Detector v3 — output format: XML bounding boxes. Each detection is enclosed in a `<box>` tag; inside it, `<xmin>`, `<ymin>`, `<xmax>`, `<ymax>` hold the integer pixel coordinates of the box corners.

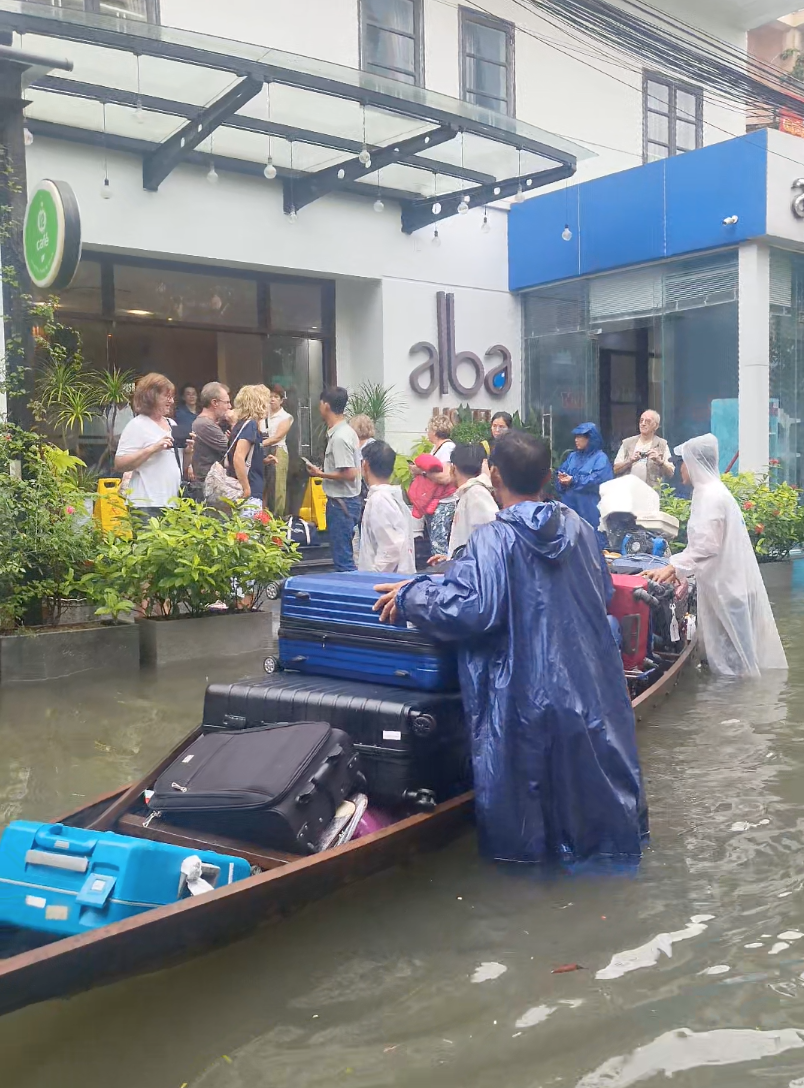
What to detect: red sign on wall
<box><xmin>780</xmin><ymin>109</ymin><xmax>804</xmax><ymax>139</ymax></box>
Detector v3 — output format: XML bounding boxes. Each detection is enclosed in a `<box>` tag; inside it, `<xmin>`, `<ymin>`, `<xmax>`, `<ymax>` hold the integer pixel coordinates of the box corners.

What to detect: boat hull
<box><xmin>0</xmin><ymin>639</ymin><xmax>698</xmax><ymax>1018</ymax></box>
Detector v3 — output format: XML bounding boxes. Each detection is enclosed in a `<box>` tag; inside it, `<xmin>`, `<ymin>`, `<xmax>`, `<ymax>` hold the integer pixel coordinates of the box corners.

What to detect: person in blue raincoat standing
<box><xmin>556</xmin><ymin>423</ymin><xmax>613</xmax><ymax>547</ymax></box>
<box><xmin>374</xmin><ymin>431</ymin><xmax>647</xmax><ymax>867</ymax></box>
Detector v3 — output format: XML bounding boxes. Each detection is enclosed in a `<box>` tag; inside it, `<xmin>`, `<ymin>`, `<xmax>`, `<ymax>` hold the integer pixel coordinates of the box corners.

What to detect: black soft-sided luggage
<box><xmin>202</xmin><ymin>674</ymin><xmax>471</xmax><ymax>809</ymax></box>
<box><xmin>151</xmin><ymin>721</ymin><xmax>360</xmax><ymax>855</ymax></box>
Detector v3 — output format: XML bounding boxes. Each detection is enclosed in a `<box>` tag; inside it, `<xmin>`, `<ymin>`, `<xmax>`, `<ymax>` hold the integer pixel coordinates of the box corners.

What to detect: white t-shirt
<box><xmin>265</xmin><ymin>408</ymin><xmax>293</xmax><ymax>453</ymax></box>
<box><xmin>117</xmin><ymin>415</ymin><xmax>181</xmax><ymax>508</ymax></box>
<box><xmin>432</xmin><ymin>440</ymin><xmax>456</xmax><ymax>465</ymax></box>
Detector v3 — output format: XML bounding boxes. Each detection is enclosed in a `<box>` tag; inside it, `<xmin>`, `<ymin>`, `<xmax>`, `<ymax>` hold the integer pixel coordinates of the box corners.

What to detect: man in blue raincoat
<box><xmin>556</xmin><ymin>422</ymin><xmax>613</xmax><ymax>548</ymax></box>
<box><xmin>374</xmin><ymin>432</ymin><xmax>646</xmax><ymax>866</ymax></box>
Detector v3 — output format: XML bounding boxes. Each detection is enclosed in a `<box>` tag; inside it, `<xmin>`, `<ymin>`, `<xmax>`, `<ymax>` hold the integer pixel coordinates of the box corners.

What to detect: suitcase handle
<box><xmin>34</xmin><ymin>825</ymin><xmax>96</xmax><ymax>856</ymax></box>
<box><xmin>294</xmin><ymin>591</ymin><xmax>311</xmax><ymax>602</ymax></box>
<box><xmin>394</xmin><ymin>670</ymin><xmax>411</xmax><ymax>679</ymax></box>
<box><xmin>290</xmin><ymin>656</ymin><xmax>308</xmax><ymax>665</ymax></box>
<box><xmin>297</xmin><ymin>745</ymin><xmax>345</xmax><ymax>803</ymax></box>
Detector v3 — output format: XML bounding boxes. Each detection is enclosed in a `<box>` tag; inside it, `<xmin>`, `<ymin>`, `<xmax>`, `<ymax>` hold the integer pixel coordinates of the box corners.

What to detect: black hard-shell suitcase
<box><xmin>202</xmin><ymin>674</ymin><xmax>471</xmax><ymax>809</ymax></box>
<box><xmin>151</xmin><ymin>721</ymin><xmax>360</xmax><ymax>855</ymax></box>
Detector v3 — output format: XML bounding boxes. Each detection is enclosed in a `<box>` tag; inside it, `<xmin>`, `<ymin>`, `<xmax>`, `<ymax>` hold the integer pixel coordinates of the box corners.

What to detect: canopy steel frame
<box><xmin>27</xmin><ymin>118</ymin><xmax>417</xmax><ymax>205</ymax></box>
<box><xmin>33</xmin><ymin>75</ymin><xmax>495</xmax><ymax>187</ymax></box>
<box><xmin>284</xmin><ymin>125</ymin><xmax>456</xmax><ymax>214</ymax></box>
<box><xmin>400</xmin><ymin>162</ymin><xmax>576</xmax><ymax>233</ymax></box>
<box><xmin>0</xmin><ymin>7</ymin><xmax>575</xmax><ymax>165</ymax></box>
<box><xmin>142</xmin><ymin>74</ymin><xmax>262</xmax><ymax>190</ymax></box>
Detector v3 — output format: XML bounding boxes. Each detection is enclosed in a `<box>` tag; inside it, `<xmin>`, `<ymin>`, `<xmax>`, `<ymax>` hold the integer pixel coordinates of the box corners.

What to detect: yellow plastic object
<box><xmin>95</xmin><ymin>478</ymin><xmax>129</xmax><ymax>535</ymax></box>
<box><xmin>300</xmin><ymin>477</ymin><xmax>327</xmax><ymax>531</ymax></box>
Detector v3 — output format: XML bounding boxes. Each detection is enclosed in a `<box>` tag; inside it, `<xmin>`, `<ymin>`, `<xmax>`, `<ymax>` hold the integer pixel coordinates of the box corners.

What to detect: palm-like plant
<box><xmin>347</xmin><ymin>382</ymin><xmax>405</xmax><ymax>439</ymax></box>
<box><xmin>36</xmin><ymin>361</ymin><xmax>98</xmax><ymax>452</ymax></box>
<box><xmin>91</xmin><ymin>367</ymin><xmax>136</xmax><ymax>471</ymax></box>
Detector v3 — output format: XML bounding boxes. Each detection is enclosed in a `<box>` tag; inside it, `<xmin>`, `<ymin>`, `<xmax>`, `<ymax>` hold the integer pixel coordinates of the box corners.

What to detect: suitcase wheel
<box><xmin>264</xmin><ymin>580</ymin><xmax>284</xmax><ymax>602</ymax></box>
<box><xmin>263</xmin><ymin>655</ymin><xmax>280</xmax><ymax>675</ymax></box>
<box><xmin>412</xmin><ymin>714</ymin><xmax>437</xmax><ymax>739</ymax></box>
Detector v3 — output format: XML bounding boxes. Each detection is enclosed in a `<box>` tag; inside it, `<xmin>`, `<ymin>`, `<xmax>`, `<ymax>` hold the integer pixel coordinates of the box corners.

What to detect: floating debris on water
<box><xmin>514</xmin><ymin>1005</ymin><xmax>557</xmax><ymax>1029</ymax></box>
<box><xmin>699</xmin><ymin>965</ymin><xmax>731</xmax><ymax>975</ymax></box>
<box><xmin>769</xmin><ymin>942</ymin><xmax>791</xmax><ymax>955</ymax></box>
<box><xmin>471</xmin><ymin>962</ymin><xmax>508</xmax><ymax>983</ymax></box>
<box><xmin>596</xmin><ymin>917</ymin><xmax>712</xmax><ymax>980</ymax></box>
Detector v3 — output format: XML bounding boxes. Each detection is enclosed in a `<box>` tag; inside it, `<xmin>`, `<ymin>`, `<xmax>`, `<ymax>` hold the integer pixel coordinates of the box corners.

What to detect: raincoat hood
<box><xmin>674</xmin><ymin>433</ymin><xmax>719</xmax><ymax>488</ymax></box>
<box><xmin>572</xmin><ymin>422</ymin><xmax>605</xmax><ymax>453</ymax></box>
<box><xmin>497</xmin><ymin>500</ymin><xmax>578</xmax><ymax>565</ymax></box>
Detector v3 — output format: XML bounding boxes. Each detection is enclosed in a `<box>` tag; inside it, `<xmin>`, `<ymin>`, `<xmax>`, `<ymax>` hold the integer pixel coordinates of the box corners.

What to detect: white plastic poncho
<box><xmin>357</xmin><ymin>484</ymin><xmax>416</xmax><ymax>574</ymax></box>
<box><xmin>670</xmin><ymin>434</ymin><xmax>787</xmax><ymax>678</ymax></box>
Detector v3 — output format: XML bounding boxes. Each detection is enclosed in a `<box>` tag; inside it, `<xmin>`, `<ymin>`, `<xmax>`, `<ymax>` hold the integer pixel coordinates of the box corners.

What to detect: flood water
<box><xmin>2</xmin><ymin>580</ymin><xmax>804</xmax><ymax>1087</ymax></box>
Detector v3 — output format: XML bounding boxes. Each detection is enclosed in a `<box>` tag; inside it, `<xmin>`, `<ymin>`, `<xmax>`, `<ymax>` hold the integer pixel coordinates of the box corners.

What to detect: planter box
<box><xmin>0</xmin><ymin>622</ymin><xmax>140</xmax><ymax>684</ymax></box>
<box><xmin>139</xmin><ymin>609</ymin><xmax>272</xmax><ymax>667</ymax></box>
<box><xmin>760</xmin><ymin>559</ymin><xmax>793</xmax><ymax>590</ymax></box>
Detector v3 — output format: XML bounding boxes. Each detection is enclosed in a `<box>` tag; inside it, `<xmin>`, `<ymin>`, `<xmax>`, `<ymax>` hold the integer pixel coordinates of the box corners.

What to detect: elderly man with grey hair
<box><xmin>613</xmin><ymin>409</ymin><xmax>674</xmax><ymax>489</ymax></box>
<box><xmin>191</xmin><ymin>381</ymin><xmax>232</xmax><ymax>486</ymax></box>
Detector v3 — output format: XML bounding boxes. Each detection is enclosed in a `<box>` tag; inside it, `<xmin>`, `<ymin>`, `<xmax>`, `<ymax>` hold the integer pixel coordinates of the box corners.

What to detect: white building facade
<box><xmin>0</xmin><ymin>0</ymin><xmax>797</xmax><ymax>486</ymax></box>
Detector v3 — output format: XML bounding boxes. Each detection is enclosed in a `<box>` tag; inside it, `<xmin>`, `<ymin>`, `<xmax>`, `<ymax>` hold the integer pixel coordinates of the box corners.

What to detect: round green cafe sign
<box><xmin>23</xmin><ymin>179</ymin><xmax>82</xmax><ymax>291</ymax></box>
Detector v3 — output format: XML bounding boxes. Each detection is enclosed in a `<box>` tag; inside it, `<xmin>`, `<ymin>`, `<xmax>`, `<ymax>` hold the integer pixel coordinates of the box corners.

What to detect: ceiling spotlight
<box><xmin>373</xmin><ymin>197</ymin><xmax>385</xmax><ymax>213</ymax></box>
<box><xmin>481</xmin><ymin>214</ymin><xmax>491</xmax><ymax>235</ymax></box>
<box><xmin>431</xmin><ymin>227</ymin><xmax>441</xmax><ymax>247</ymax></box>
<box><xmin>514</xmin><ymin>184</ymin><xmax>525</xmax><ymax>204</ymax></box>
<box><xmin>206</xmin><ymin>163</ymin><xmax>219</xmax><ymax>185</ymax></box>
<box><xmin>100</xmin><ymin>176</ymin><xmax>113</xmax><ymax>200</ymax></box>
<box><xmin>263</xmin><ymin>157</ymin><xmax>277</xmax><ymax>180</ymax></box>
<box><xmin>359</xmin><ymin>147</ymin><xmax>371</xmax><ymax>165</ymax></box>
<box><xmin>458</xmin><ymin>197</ymin><xmax>470</xmax><ymax>215</ymax></box>
<box><xmin>562</xmin><ymin>224</ymin><xmax>573</xmax><ymax>241</ymax></box>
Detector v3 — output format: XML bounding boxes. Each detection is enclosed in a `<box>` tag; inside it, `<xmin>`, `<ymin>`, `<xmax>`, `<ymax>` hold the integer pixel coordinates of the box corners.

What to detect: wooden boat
<box><xmin>0</xmin><ymin>639</ymin><xmax>698</xmax><ymax>1019</ymax></box>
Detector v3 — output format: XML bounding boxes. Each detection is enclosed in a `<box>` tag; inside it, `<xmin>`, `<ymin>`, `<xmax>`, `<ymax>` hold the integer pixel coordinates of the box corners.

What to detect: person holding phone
<box><xmin>115</xmin><ymin>373</ymin><xmax>192</xmax><ymax>518</ymax></box>
<box><xmin>306</xmin><ymin>387</ymin><xmax>362</xmax><ymax>571</ymax></box>
<box><xmin>613</xmin><ymin>410</ymin><xmax>674</xmax><ymax>490</ymax></box>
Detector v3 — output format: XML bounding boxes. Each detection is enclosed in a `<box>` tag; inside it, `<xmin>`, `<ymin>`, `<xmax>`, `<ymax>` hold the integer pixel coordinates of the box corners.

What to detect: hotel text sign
<box><xmin>409</xmin><ymin>291</ymin><xmax>512</xmax><ymax>399</ymax></box>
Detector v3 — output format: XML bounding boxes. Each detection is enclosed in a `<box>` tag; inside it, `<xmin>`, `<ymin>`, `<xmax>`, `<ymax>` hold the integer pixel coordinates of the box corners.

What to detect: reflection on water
<box><xmin>1</xmin><ymin>587</ymin><xmax>804</xmax><ymax>1087</ymax></box>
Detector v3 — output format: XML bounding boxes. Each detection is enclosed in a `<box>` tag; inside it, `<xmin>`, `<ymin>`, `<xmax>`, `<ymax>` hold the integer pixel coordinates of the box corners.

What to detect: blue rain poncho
<box><xmin>395</xmin><ymin>501</ymin><xmax>647</xmax><ymax>865</ymax></box>
<box><xmin>557</xmin><ymin>423</ymin><xmax>613</xmax><ymax>542</ymax></box>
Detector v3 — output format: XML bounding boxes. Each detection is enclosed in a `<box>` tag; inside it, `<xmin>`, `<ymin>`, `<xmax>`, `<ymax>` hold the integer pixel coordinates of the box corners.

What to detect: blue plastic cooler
<box><xmin>0</xmin><ymin>822</ymin><xmax>251</xmax><ymax>937</ymax></box>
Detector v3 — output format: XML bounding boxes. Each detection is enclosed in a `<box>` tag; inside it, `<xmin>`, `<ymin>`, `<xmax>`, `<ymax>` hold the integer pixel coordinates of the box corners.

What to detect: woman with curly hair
<box><xmin>228</xmin><ymin>384</ymin><xmax>275</xmax><ymax>516</ymax></box>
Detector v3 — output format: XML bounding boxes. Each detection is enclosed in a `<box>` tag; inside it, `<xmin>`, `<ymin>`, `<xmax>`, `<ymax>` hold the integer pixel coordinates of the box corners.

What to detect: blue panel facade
<box><xmin>509</xmin><ymin>132</ymin><xmax>770</xmax><ymax>291</ymax></box>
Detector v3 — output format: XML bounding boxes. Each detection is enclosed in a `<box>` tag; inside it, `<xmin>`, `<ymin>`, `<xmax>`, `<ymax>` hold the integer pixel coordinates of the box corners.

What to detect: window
<box><xmin>643</xmin><ymin>73</ymin><xmax>703</xmax><ymax>162</ymax></box>
<box><xmin>360</xmin><ymin>0</ymin><xmax>422</xmax><ymax>86</ymax></box>
<box><xmin>30</xmin><ymin>0</ymin><xmax>160</xmax><ymax>23</ymax></box>
<box><xmin>460</xmin><ymin>9</ymin><xmax>514</xmax><ymax>116</ymax></box>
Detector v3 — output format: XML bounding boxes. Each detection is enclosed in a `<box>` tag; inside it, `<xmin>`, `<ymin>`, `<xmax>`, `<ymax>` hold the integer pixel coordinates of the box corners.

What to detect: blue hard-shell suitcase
<box><xmin>0</xmin><ymin>822</ymin><xmax>251</xmax><ymax>938</ymax></box>
<box><xmin>277</xmin><ymin>572</ymin><xmax>458</xmax><ymax>692</ymax></box>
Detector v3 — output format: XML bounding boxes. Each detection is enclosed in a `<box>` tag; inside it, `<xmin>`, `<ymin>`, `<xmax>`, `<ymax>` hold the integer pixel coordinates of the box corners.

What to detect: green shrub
<box><xmin>660</xmin><ymin>473</ymin><xmax>804</xmax><ymax>561</ymax></box>
<box><xmin>79</xmin><ymin>500</ymin><xmax>298</xmax><ymax>620</ymax></box>
<box><xmin>392</xmin><ymin>435</ymin><xmax>433</xmax><ymax>491</ymax></box>
<box><xmin>0</xmin><ymin>425</ymin><xmax>99</xmax><ymax>629</ymax></box>
<box><xmin>450</xmin><ymin>419</ymin><xmax>492</xmax><ymax>446</ymax></box>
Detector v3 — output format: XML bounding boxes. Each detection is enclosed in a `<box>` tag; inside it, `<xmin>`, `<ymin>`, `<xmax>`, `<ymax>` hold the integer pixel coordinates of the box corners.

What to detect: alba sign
<box><xmin>409</xmin><ymin>291</ymin><xmax>512</xmax><ymax>399</ymax></box>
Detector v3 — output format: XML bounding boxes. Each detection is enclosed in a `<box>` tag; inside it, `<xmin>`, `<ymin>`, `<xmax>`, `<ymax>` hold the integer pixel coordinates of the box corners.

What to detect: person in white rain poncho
<box><xmin>650</xmin><ymin>434</ymin><xmax>787</xmax><ymax>678</ymax></box>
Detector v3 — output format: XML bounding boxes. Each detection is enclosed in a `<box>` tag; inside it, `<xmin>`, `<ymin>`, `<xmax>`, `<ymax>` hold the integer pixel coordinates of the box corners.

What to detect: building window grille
<box><xmin>643</xmin><ymin>72</ymin><xmax>703</xmax><ymax>162</ymax></box>
<box><xmin>30</xmin><ymin>0</ymin><xmax>161</xmax><ymax>24</ymax></box>
<box><xmin>460</xmin><ymin>8</ymin><xmax>515</xmax><ymax>116</ymax></box>
<box><xmin>360</xmin><ymin>0</ymin><xmax>423</xmax><ymax>86</ymax></box>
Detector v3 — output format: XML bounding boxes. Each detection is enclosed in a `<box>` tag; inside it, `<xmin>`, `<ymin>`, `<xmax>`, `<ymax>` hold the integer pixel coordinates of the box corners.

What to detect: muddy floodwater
<box><xmin>2</xmin><ymin>578</ymin><xmax>804</xmax><ymax>1087</ymax></box>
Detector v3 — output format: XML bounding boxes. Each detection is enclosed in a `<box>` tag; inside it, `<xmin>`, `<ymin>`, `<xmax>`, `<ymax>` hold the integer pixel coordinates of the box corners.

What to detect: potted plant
<box><xmin>79</xmin><ymin>499</ymin><xmax>299</xmax><ymax>667</ymax></box>
<box><xmin>347</xmin><ymin>381</ymin><xmax>404</xmax><ymax>440</ymax></box>
<box><xmin>0</xmin><ymin>425</ymin><xmax>140</xmax><ymax>682</ymax></box>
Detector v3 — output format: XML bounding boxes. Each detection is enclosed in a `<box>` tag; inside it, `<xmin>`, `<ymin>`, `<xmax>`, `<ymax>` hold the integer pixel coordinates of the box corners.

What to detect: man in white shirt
<box><xmin>429</xmin><ymin>443</ymin><xmax>499</xmax><ymax>563</ymax></box>
<box><xmin>358</xmin><ymin>440</ymin><xmax>415</xmax><ymax>574</ymax></box>
<box><xmin>613</xmin><ymin>410</ymin><xmax>674</xmax><ymax>490</ymax></box>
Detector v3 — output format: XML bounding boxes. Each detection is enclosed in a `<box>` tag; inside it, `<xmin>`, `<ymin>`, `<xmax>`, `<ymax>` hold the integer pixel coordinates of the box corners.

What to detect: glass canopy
<box><xmin>0</xmin><ymin>0</ymin><xmax>593</xmax><ymax>230</ymax></box>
